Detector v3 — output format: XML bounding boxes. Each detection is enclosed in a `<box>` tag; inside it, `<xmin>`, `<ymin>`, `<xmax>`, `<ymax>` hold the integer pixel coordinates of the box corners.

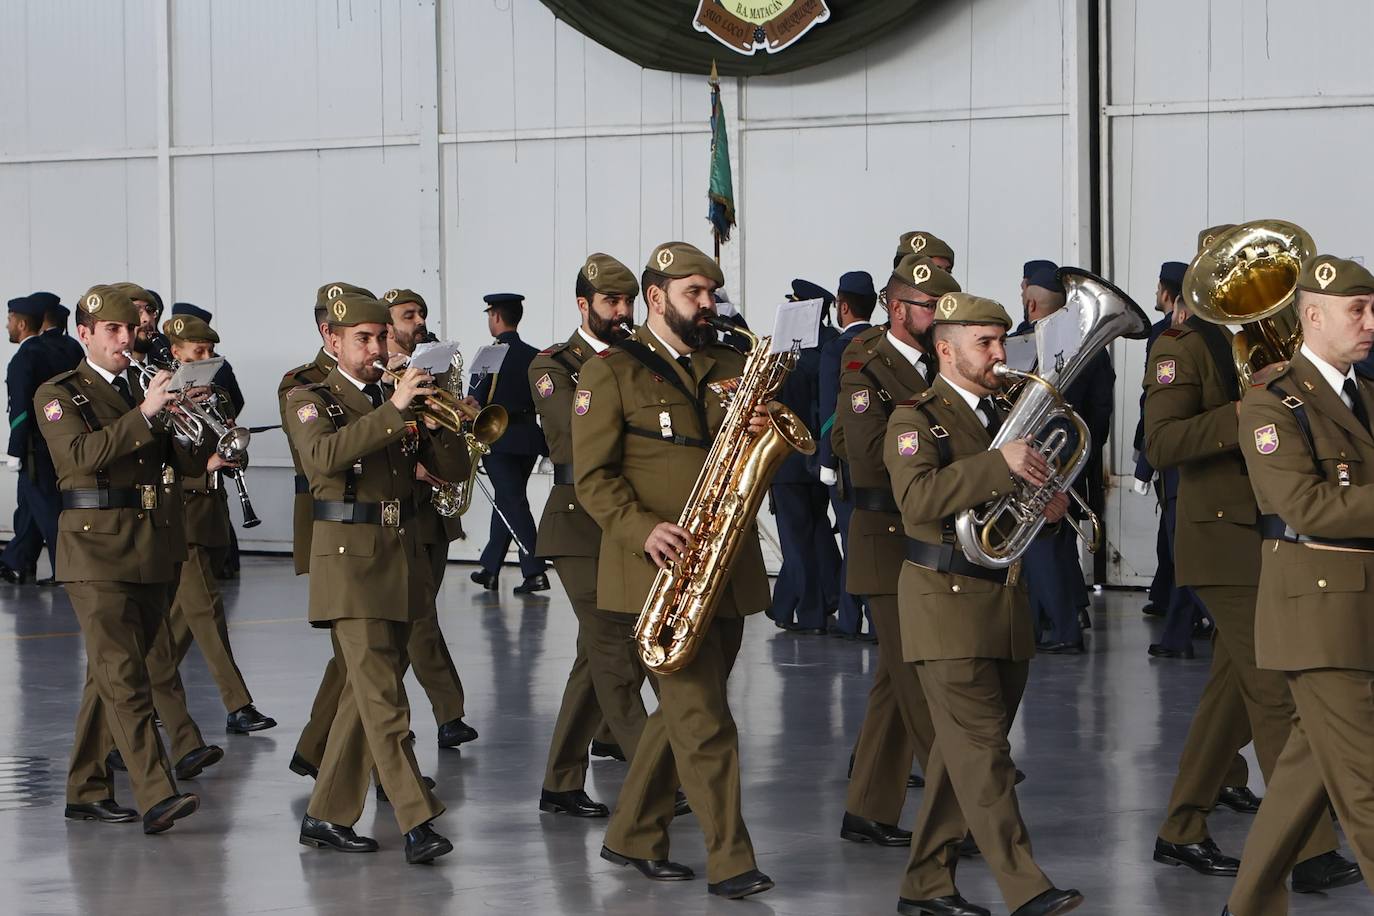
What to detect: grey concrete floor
<box><xmin>1</xmin><ymin>556</ymin><xmax>1369</xmax><ymax>915</ymax></box>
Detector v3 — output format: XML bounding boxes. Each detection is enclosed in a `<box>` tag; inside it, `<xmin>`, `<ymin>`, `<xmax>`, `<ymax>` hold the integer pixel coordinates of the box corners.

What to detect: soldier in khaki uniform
<box><xmin>885</xmin><ymin>292</ymin><xmax>1080</xmax><ymax>916</ymax></box>
<box><xmin>1143</xmin><ymin>243</ymin><xmax>1356</xmax><ymax>888</ymax></box>
<box><xmin>578</xmin><ymin>241</ymin><xmax>773</xmax><ymax>899</ymax></box>
<box><xmin>40</xmin><ymin>285</ymin><xmax>209</xmax><ymax>834</ymax></box>
<box><xmin>286</xmin><ymin>292</ymin><xmax>469</xmax><ymax>863</ymax></box>
<box><xmin>1224</xmin><ymin>256</ymin><xmax>1374</xmax><ymax>915</ymax></box>
<box><xmin>143</xmin><ymin>311</ymin><xmax>275</xmax><ymax>737</ymax></box>
<box><xmin>893</xmin><ymin>230</ymin><xmax>955</xmax><ymax>271</ymax></box>
<box><xmin>838</xmin><ymin>256</ymin><xmax>961</xmax><ymax>847</ymax></box>
<box><xmin>534</xmin><ymin>254</ymin><xmax>651</xmax><ymax>818</ymax></box>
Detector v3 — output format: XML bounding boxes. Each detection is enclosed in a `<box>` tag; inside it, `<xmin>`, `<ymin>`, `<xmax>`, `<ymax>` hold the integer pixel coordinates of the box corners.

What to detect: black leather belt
<box><xmin>1259</xmin><ymin>514</ymin><xmax>1374</xmax><ymax>551</ymax></box>
<box><xmin>904</xmin><ymin>538</ymin><xmax>1009</xmax><ymax>585</ymax></box>
<box><xmin>852</xmin><ymin>486</ymin><xmax>898</xmax><ymax>513</ymax></box>
<box><xmin>553</xmin><ymin>463</ymin><xmax>575</xmax><ymax>486</ymax></box>
<box><xmin>61</xmin><ymin>487</ymin><xmax>159</xmax><ymax>510</ymax></box>
<box><xmin>294</xmin><ymin>474</ymin><xmax>309</xmax><ymax>494</ymax></box>
<box><xmin>313</xmin><ymin>498</ymin><xmax>415</xmax><ymax>527</ymax></box>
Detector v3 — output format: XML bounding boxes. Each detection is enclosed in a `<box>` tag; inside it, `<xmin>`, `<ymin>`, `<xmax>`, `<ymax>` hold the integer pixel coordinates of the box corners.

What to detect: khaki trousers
<box><xmin>902</xmin><ymin>658</ymin><xmax>1050</xmax><ymax>911</ymax></box>
<box><xmin>1229</xmin><ymin>668</ymin><xmax>1374</xmax><ymax>916</ymax></box>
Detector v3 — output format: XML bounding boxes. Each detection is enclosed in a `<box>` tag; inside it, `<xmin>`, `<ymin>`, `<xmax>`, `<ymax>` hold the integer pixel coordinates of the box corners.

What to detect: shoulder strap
<box><xmin>614</xmin><ymin>337</ymin><xmax>709</xmax><ymax>435</ymax></box>
<box><xmin>914</xmin><ymin>402</ymin><xmax>956</xmax><ymax>543</ymax></box>
<box><xmin>1268</xmin><ymin>381</ymin><xmax>1320</xmax><ymax>475</ymax></box>
<box><xmin>1185</xmin><ymin>315</ymin><xmax>1240</xmax><ymax>400</ymax></box>
<box><xmin>58</xmin><ymin>378</ymin><xmax>110</xmax><ymax>491</ymax></box>
<box><xmin>548</xmin><ymin>348</ymin><xmax>580</xmax><ymax>383</ymax></box>
<box><xmin>857</xmin><ymin>364</ymin><xmax>896</xmax><ymax>416</ymax></box>
<box><xmin>312</xmin><ymin>386</ymin><xmax>358</xmax><ymax>503</ymax></box>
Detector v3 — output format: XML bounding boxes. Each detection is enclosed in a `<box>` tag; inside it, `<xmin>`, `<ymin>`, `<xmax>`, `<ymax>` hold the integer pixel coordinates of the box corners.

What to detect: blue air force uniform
<box><xmin>2</xmin><ymin>297</ymin><xmax>61</xmax><ymax>579</ymax></box>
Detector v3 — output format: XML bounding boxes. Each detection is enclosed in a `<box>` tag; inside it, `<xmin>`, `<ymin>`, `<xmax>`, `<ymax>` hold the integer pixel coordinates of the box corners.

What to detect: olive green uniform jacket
<box><xmin>279</xmin><ymin>348</ymin><xmax>337</xmax><ymax>574</ymax></box>
<box><xmin>530</xmin><ymin>332</ymin><xmax>601</xmax><ymax>560</ymax></box>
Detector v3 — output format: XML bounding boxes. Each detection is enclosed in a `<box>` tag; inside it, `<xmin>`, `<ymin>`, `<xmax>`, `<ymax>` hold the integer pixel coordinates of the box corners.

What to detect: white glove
<box><xmin>1131</xmin><ymin>478</ymin><xmax>1151</xmax><ymax>496</ymax></box>
<box><xmin>3</xmin><ymin>456</ymin><xmax>19</xmax><ymax>472</ymax></box>
<box><xmin>819</xmin><ymin>466</ymin><xmax>838</xmax><ymax>486</ymax></box>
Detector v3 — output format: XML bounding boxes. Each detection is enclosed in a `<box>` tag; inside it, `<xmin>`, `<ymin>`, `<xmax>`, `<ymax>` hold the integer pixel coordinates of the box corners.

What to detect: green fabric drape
<box><xmin>536</xmin><ymin>1</ymin><xmax>927</xmax><ymax>77</ymax></box>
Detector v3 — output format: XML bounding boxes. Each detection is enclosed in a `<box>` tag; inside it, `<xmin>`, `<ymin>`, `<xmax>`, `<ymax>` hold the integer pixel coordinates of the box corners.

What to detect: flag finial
<box><xmin>710</xmin><ymin>59</ymin><xmax>719</xmax><ymax>85</ymax></box>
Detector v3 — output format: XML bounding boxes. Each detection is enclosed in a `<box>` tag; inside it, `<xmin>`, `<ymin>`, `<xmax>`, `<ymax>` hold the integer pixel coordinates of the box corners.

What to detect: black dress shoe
<box><xmin>299</xmin><ymin>815</ymin><xmax>378</xmax><ymax>853</ymax></box>
<box><xmin>674</xmin><ymin>789</ymin><xmax>692</xmax><ymax>817</ymax></box>
<box><xmin>539</xmin><ymin>788</ymin><xmax>609</xmax><ymax>817</ymax></box>
<box><xmin>64</xmin><ymin>799</ymin><xmax>138</xmax><ymax>823</ymax></box>
<box><xmin>897</xmin><ymin>895</ymin><xmax>991</xmax><ymax>916</ymax></box>
<box><xmin>1037</xmin><ymin>640</ymin><xmax>1085</xmax><ymax>655</ymax></box>
<box><xmin>908</xmin><ymin>772</ymin><xmax>925</xmax><ymax>788</ymax></box>
<box><xmin>1149</xmin><ymin>643</ymin><xmax>1196</xmax><ymax>660</ymax></box>
<box><xmin>1214</xmin><ymin>785</ymin><xmax>1261</xmax><ymax>813</ymax></box>
<box><xmin>1291</xmin><ymin>850</ymin><xmax>1362</xmax><ymax>894</ymax></box>
<box><xmin>35</xmin><ymin>576</ymin><xmax>58</xmax><ymax>587</ymax></box>
<box><xmin>106</xmin><ymin>749</ymin><xmax>126</xmax><ymax>772</ymax></box>
<box><xmin>404</xmin><ymin>822</ymin><xmax>453</xmax><ymax>864</ymax></box>
<box><xmin>469</xmin><ymin>568</ymin><xmax>499</xmax><ymax>590</ymax></box>
<box><xmin>1142</xmin><ymin>602</ymin><xmax>1165</xmax><ymax>617</ymax></box>
<box><xmin>958</xmin><ymin>833</ymin><xmax>980</xmax><ymax>857</ymax></box>
<box><xmin>790</xmin><ymin>626</ymin><xmax>828</xmax><ymax>635</ymax></box>
<box><xmin>173</xmin><ymin>745</ymin><xmax>224</xmax><ymax>780</ymax></box>
<box><xmin>1193</xmin><ymin>618</ymin><xmax>1216</xmax><ymax>639</ymax></box>
<box><xmin>289</xmin><ymin>752</ymin><xmax>319</xmax><ymax>779</ymax></box>
<box><xmin>600</xmin><ymin>845</ymin><xmax>694</xmax><ymax>880</ymax></box>
<box><xmin>376</xmin><ymin>776</ymin><xmax>435</xmax><ymax>802</ymax></box>
<box><xmin>143</xmin><ymin>793</ymin><xmax>199</xmax><ymax>834</ymax></box>
<box><xmin>513</xmin><ymin>572</ymin><xmax>550</xmax><ymax>594</ymax></box>
<box><xmin>437</xmin><ymin>717</ymin><xmax>479</xmax><ymax>748</ymax></box>
<box><xmin>708</xmin><ymin>869</ymin><xmax>774</xmax><ymax>899</ymax></box>
<box><xmin>840</xmin><ymin>811</ymin><xmax>912</xmax><ymax>846</ymax></box>
<box><xmin>589</xmin><ymin>739</ymin><xmax>625</xmax><ymax>761</ymax></box>
<box><xmin>0</xmin><ymin>563</ymin><xmax>26</xmax><ymax>585</ymax></box>
<box><xmin>226</xmin><ymin>704</ymin><xmax>277</xmax><ymax>734</ymax></box>
<box><xmin>1010</xmin><ymin>888</ymin><xmax>1084</xmax><ymax>916</ymax></box>
<box><xmin>1153</xmin><ymin>836</ymin><xmax>1239</xmax><ymax>876</ymax></box>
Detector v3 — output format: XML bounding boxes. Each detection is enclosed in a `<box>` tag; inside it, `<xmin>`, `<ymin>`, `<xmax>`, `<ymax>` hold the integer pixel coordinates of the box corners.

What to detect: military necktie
<box><xmin>978</xmin><ymin>397</ymin><xmax>1002</xmax><ymax>437</ymax></box>
<box><xmin>677</xmin><ymin>354</ymin><xmax>693</xmax><ymax>376</ymax></box>
<box><xmin>111</xmin><ymin>375</ymin><xmax>137</xmax><ymax>410</ymax></box>
<box><xmin>362</xmin><ymin>383</ymin><xmax>384</xmax><ymax>409</ymax></box>
<box><xmin>1343</xmin><ymin>378</ymin><xmax>1370</xmax><ymax>433</ymax></box>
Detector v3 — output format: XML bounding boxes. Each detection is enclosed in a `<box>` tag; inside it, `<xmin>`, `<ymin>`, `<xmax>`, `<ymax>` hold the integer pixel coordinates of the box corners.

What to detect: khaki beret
<box><xmin>1197</xmin><ymin>223</ymin><xmax>1236</xmax><ymax>254</ymax></box>
<box><xmin>162</xmin><ymin>314</ymin><xmax>219</xmax><ymax>344</ymax></box>
<box><xmin>581</xmin><ymin>253</ymin><xmax>639</xmax><ymax>297</ymax></box>
<box><xmin>109</xmin><ymin>281</ymin><xmax>154</xmax><ymax>306</ymax></box>
<box><xmin>645</xmin><ymin>242</ymin><xmax>724</xmax><ymax>286</ymax></box>
<box><xmin>1297</xmin><ymin>255</ymin><xmax>1374</xmax><ymax>296</ymax></box>
<box><xmin>324</xmin><ymin>292</ymin><xmax>393</xmax><ymax>327</ymax></box>
<box><xmin>892</xmin><ymin>255</ymin><xmax>962</xmax><ymax>299</ymax></box>
<box><xmin>315</xmin><ymin>281</ymin><xmax>375</xmax><ymax>312</ymax></box>
<box><xmin>77</xmin><ymin>284</ymin><xmax>140</xmax><ymax>325</ymax></box>
<box><xmin>896</xmin><ymin>231</ymin><xmax>955</xmax><ymax>267</ymax></box>
<box><xmin>382</xmin><ymin>288</ymin><xmax>426</xmax><ymax>312</ymax></box>
<box><xmin>931</xmin><ymin>291</ymin><xmax>1012</xmax><ymax>329</ymax></box>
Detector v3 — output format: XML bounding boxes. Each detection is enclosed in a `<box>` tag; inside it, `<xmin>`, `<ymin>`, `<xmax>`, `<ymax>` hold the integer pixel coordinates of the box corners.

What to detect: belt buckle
<box><xmin>140</xmin><ymin>485</ymin><xmax>158</xmax><ymax>510</ymax></box>
<box><xmin>1005</xmin><ymin>558</ymin><xmax>1022</xmax><ymax>588</ymax></box>
<box><xmin>380</xmin><ymin>499</ymin><xmax>401</xmax><ymax>527</ymax></box>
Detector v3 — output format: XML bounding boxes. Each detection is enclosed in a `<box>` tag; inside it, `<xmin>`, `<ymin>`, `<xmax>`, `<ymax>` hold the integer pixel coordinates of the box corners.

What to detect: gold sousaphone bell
<box><xmin>1182</xmin><ymin>219</ymin><xmax>1316</xmax><ymax>387</ymax></box>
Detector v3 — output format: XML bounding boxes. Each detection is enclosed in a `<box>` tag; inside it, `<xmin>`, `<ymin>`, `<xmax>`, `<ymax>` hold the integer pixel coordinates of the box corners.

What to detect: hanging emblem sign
<box><xmin>693</xmin><ymin>0</ymin><xmax>831</xmax><ymax>56</ymax></box>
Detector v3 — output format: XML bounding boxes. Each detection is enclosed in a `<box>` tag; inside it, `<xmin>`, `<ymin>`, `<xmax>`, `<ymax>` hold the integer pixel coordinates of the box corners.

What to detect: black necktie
<box><xmin>111</xmin><ymin>376</ymin><xmax>136</xmax><ymax>409</ymax></box>
<box><xmin>978</xmin><ymin>397</ymin><xmax>1002</xmax><ymax>437</ymax></box>
<box><xmin>1344</xmin><ymin>378</ymin><xmax>1370</xmax><ymax>432</ymax></box>
<box><xmin>362</xmin><ymin>383</ymin><xmax>383</xmax><ymax>409</ymax></box>
<box><xmin>677</xmin><ymin>355</ymin><xmax>693</xmax><ymax>377</ymax></box>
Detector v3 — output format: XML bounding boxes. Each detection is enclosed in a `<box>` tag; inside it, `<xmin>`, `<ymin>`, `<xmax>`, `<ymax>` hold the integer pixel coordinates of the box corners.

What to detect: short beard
<box><xmin>953</xmin><ymin>349</ymin><xmax>999</xmax><ymax>393</ymax></box>
<box><xmin>665</xmin><ymin>298</ymin><xmax>716</xmax><ymax>350</ymax></box>
<box><xmin>588</xmin><ymin>309</ymin><xmax>631</xmax><ymax>343</ymax></box>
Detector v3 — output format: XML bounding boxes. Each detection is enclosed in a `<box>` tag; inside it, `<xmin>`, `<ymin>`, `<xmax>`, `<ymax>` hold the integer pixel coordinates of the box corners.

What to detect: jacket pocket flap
<box><xmin>1283</xmin><ymin>555</ymin><xmax>1365</xmax><ymax>597</ymax></box>
<box><xmin>312</xmin><ymin>524</ymin><xmax>377</xmax><ymax>557</ymax></box>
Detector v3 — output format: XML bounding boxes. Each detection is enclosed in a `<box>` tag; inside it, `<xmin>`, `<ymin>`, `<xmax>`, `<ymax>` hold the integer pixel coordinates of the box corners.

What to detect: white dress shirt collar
<box><xmin>886</xmin><ymin>331</ymin><xmax>927</xmax><ymax>374</ymax></box>
<box><xmin>576</xmin><ymin>327</ymin><xmax>610</xmax><ymax>354</ymax></box>
<box><xmin>1301</xmin><ymin>343</ymin><xmax>1356</xmax><ymax>403</ymax></box>
<box><xmin>647</xmin><ymin>324</ymin><xmax>684</xmax><ymax>361</ymax></box>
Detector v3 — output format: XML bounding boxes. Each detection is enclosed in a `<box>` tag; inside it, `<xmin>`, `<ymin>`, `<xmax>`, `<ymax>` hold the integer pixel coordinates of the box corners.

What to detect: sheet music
<box><xmin>466</xmin><ymin>343</ymin><xmax>509</xmax><ymax>376</ymax></box>
<box><xmin>769</xmin><ymin>298</ymin><xmax>823</xmax><ymax>354</ymax></box>
<box><xmin>409</xmin><ymin>340</ymin><xmax>461</xmax><ymax>374</ymax></box>
<box><xmin>167</xmin><ymin>356</ymin><xmax>226</xmax><ymax>392</ymax></box>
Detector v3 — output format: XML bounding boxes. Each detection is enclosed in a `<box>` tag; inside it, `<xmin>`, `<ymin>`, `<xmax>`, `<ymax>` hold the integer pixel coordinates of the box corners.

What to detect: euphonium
<box><xmin>633</xmin><ymin>317</ymin><xmax>816</xmax><ymax>674</ymax></box>
<box><xmin>1182</xmin><ymin>218</ymin><xmax>1315</xmax><ymax>387</ymax></box>
<box><xmin>954</xmin><ymin>268</ymin><xmax>1150</xmax><ymax>568</ymax></box>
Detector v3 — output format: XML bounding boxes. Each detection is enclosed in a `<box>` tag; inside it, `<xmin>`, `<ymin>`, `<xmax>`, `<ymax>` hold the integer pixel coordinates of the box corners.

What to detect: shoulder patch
<box><xmin>1155</xmin><ymin>359</ymin><xmax>1177</xmax><ymax>384</ymax></box>
<box><xmin>535</xmin><ymin>372</ymin><xmax>555</xmax><ymax>398</ymax></box>
<box><xmin>296</xmin><ymin>403</ymin><xmax>320</xmax><ymax>424</ymax></box>
<box><xmin>895</xmin><ymin>430</ymin><xmax>920</xmax><ymax>456</ymax></box>
<box><xmin>1160</xmin><ymin>327</ymin><xmax>1192</xmax><ymax>339</ymax></box>
<box><xmin>1249</xmin><ymin>361</ymin><xmax>1291</xmax><ymax>387</ymax></box>
<box><xmin>42</xmin><ymin>399</ymin><xmax>64</xmax><ymax>422</ymax></box>
<box><xmin>574</xmin><ymin>390</ymin><xmax>592</xmax><ymax>414</ymax></box>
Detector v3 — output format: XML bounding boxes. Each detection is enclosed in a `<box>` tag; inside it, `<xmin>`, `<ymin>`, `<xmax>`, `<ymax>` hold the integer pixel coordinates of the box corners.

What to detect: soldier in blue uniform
<box><xmin>468</xmin><ymin>293</ymin><xmax>550</xmax><ymax>594</ymax></box>
<box><xmin>1</xmin><ymin>296</ymin><xmax>60</xmax><ymax>584</ymax></box>
<box><xmin>31</xmin><ymin>292</ymin><xmax>86</xmax><ymax>371</ymax></box>
<box><xmin>818</xmin><ymin>271</ymin><xmax>877</xmax><ymax>638</ymax></box>
<box><xmin>768</xmin><ymin>279</ymin><xmax>840</xmax><ymax>633</ymax></box>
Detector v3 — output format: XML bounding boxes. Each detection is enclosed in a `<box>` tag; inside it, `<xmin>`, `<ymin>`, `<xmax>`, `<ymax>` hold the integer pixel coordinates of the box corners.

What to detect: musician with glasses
<box><xmin>885</xmin><ymin>292</ymin><xmax>1081</xmax><ymax>916</ymax></box>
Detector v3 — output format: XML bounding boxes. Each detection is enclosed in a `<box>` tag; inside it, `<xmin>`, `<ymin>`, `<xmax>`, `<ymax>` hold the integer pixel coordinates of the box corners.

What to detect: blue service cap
<box><xmin>790</xmin><ymin>278</ymin><xmax>834</xmax><ymax>306</ymax></box>
<box><xmin>28</xmin><ymin>291</ymin><xmax>61</xmax><ymax>312</ymax></box>
<box><xmin>1023</xmin><ymin>259</ymin><xmax>1057</xmax><ymax>280</ymax></box>
<box><xmin>482</xmin><ymin>293</ymin><xmax>524</xmax><ymax>308</ymax></box>
<box><xmin>1159</xmin><ymin>261</ymin><xmax>1188</xmax><ymax>286</ymax></box>
<box><xmin>837</xmin><ymin>271</ymin><xmax>875</xmax><ymax>297</ymax></box>
<box><xmin>1027</xmin><ymin>265</ymin><xmax>1064</xmax><ymax>295</ymax></box>
<box><xmin>8</xmin><ymin>296</ymin><xmax>44</xmax><ymax>317</ymax></box>
<box><xmin>172</xmin><ymin>302</ymin><xmax>213</xmax><ymax>323</ymax></box>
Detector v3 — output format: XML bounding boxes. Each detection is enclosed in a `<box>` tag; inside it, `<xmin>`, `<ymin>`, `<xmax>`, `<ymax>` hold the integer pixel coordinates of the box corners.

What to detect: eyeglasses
<box><xmin>879</xmin><ymin>291</ymin><xmax>934</xmax><ymax>310</ymax></box>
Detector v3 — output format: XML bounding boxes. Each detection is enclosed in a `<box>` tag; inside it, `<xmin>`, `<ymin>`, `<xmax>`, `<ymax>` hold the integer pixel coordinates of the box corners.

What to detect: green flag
<box><xmin>708</xmin><ymin>63</ymin><xmax>735</xmax><ymax>245</ymax></box>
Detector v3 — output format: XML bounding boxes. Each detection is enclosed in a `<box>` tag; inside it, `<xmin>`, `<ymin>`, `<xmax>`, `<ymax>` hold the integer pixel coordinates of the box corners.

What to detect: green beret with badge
<box><xmin>162</xmin><ymin>314</ymin><xmax>219</xmax><ymax>344</ymax></box>
<box><xmin>892</xmin><ymin>255</ymin><xmax>962</xmax><ymax>298</ymax></box>
<box><xmin>315</xmin><ymin>281</ymin><xmax>375</xmax><ymax>311</ymax></box>
<box><xmin>78</xmin><ymin>284</ymin><xmax>141</xmax><ymax>325</ymax></box>
<box><xmin>895</xmin><ymin>230</ymin><xmax>955</xmax><ymax>267</ymax></box>
<box><xmin>108</xmin><ymin>281</ymin><xmax>154</xmax><ymax>307</ymax></box>
<box><xmin>382</xmin><ymin>288</ymin><xmax>426</xmax><ymax>311</ymax></box>
<box><xmin>325</xmin><ymin>292</ymin><xmax>393</xmax><ymax>327</ymax></box>
<box><xmin>930</xmin><ymin>291</ymin><xmax>1012</xmax><ymax>329</ymax></box>
<box><xmin>645</xmin><ymin>241</ymin><xmax>724</xmax><ymax>286</ymax></box>
<box><xmin>581</xmin><ymin>253</ymin><xmax>639</xmax><ymax>297</ymax></box>
<box><xmin>1196</xmin><ymin>223</ymin><xmax>1236</xmax><ymax>254</ymax></box>
<box><xmin>1297</xmin><ymin>255</ymin><xmax>1374</xmax><ymax>296</ymax></box>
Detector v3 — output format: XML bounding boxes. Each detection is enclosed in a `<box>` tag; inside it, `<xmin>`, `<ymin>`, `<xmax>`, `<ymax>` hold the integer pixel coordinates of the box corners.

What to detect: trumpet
<box><xmin>370</xmin><ymin>360</ymin><xmax>508</xmax><ymax>443</ymax></box>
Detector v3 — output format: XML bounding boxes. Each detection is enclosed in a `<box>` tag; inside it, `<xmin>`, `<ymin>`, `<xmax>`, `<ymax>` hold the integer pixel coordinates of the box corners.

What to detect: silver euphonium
<box><xmin>954</xmin><ymin>268</ymin><xmax>1150</xmax><ymax>568</ymax></box>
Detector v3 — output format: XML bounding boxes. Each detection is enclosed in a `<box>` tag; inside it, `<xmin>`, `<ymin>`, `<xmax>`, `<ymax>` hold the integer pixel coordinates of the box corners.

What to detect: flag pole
<box><xmin>710</xmin><ymin>59</ymin><xmax>721</xmax><ymax>264</ymax></box>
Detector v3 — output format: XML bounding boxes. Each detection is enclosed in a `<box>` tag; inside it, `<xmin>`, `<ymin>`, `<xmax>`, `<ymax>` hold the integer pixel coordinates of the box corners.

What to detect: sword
<box><xmin>474</xmin><ymin>470</ymin><xmax>532</xmax><ymax>556</ymax></box>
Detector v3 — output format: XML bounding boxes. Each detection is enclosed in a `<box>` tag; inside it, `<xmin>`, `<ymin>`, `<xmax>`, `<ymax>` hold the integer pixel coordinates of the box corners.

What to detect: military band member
<box><xmin>142</xmin><ymin>310</ymin><xmax>276</xmax><ymax>734</ymax></box>
<box><xmin>839</xmin><ymin>256</ymin><xmax>961</xmax><ymax>847</ymax></box>
<box><xmin>893</xmin><ymin>230</ymin><xmax>955</xmax><ymax>271</ymax></box>
<box><xmin>885</xmin><ymin>292</ymin><xmax>1080</xmax><ymax>916</ymax></box>
<box><xmin>40</xmin><ymin>285</ymin><xmax>209</xmax><ymax>834</ymax></box>
<box><xmin>1144</xmin><ymin>242</ymin><xmax>1355</xmax><ymax>887</ymax></box>
<box><xmin>1224</xmin><ymin>256</ymin><xmax>1374</xmax><ymax>915</ymax></box>
<box><xmin>534</xmin><ymin>253</ymin><xmax>649</xmax><ymax>818</ymax></box>
<box><xmin>579</xmin><ymin>241</ymin><xmax>774</xmax><ymax>899</ymax></box>
<box><xmin>287</xmin><ymin>292</ymin><xmax>468</xmax><ymax>863</ymax></box>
